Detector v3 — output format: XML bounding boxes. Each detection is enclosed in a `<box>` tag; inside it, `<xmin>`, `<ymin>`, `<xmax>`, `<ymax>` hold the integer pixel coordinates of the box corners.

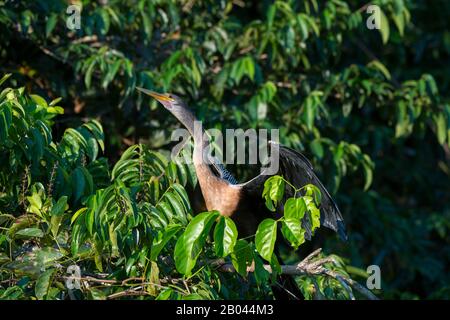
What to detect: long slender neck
<box><xmin>175</xmin><ymin>108</ymin><xmax>203</xmax><ymax>143</ymax></box>
<box><xmin>172</xmin><ymin>107</ymin><xmax>210</xmax><ymax>168</ymax></box>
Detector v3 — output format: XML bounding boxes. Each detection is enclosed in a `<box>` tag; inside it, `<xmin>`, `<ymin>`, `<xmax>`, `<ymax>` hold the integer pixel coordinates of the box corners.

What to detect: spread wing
<box><xmin>240</xmin><ymin>142</ymin><xmax>347</xmax><ymax>241</ymax></box>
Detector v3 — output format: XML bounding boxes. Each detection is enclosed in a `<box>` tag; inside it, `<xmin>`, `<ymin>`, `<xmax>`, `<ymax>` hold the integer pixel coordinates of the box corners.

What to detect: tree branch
<box><xmin>214</xmin><ymin>248</ymin><xmax>379</xmax><ymax>300</ymax></box>
<box><xmin>55</xmin><ymin>248</ymin><xmax>378</xmax><ymax>300</ymax></box>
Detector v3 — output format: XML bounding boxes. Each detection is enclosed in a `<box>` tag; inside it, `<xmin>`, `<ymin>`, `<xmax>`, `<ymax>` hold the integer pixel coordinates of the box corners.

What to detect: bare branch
<box><xmin>214</xmin><ymin>248</ymin><xmax>379</xmax><ymax>300</ymax></box>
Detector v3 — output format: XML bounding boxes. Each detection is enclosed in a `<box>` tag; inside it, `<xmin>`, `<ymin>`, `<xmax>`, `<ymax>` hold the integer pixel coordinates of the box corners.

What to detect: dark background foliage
<box><xmin>0</xmin><ymin>0</ymin><xmax>449</xmax><ymax>299</ymax></box>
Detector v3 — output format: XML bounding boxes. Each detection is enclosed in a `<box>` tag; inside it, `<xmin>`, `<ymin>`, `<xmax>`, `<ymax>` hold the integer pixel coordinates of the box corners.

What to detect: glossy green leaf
<box><xmin>262</xmin><ymin>175</ymin><xmax>285</xmax><ymax>211</ymax></box>
<box><xmin>214</xmin><ymin>216</ymin><xmax>238</xmax><ymax>257</ymax></box>
<box><xmin>174</xmin><ymin>211</ymin><xmax>219</xmax><ymax>275</ymax></box>
<box><xmin>255</xmin><ymin>218</ymin><xmax>277</xmax><ymax>261</ymax></box>
<box><xmin>281</xmin><ymin>218</ymin><xmax>306</xmax><ymax>249</ymax></box>
<box><xmin>284</xmin><ymin>197</ymin><xmax>307</xmax><ymax>220</ymax></box>
<box><xmin>231</xmin><ymin>239</ymin><xmax>253</xmax><ymax>277</ymax></box>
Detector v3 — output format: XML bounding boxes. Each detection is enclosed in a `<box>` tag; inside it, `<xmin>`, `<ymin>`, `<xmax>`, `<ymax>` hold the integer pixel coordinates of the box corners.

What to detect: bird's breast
<box><xmin>195</xmin><ymin>164</ymin><xmax>241</xmax><ymax>217</ymax></box>
<box><xmin>204</xmin><ymin>183</ymin><xmax>241</xmax><ymax>217</ymax></box>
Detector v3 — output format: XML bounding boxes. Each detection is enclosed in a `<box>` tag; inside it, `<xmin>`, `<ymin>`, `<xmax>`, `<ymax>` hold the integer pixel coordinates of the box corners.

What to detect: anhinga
<box><xmin>137</xmin><ymin>88</ymin><xmax>347</xmax><ymax>298</ymax></box>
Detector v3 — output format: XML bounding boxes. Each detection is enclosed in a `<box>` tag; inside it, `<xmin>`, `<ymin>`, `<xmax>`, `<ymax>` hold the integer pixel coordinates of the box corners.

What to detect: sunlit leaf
<box><xmin>214</xmin><ymin>216</ymin><xmax>238</xmax><ymax>257</ymax></box>
<box><xmin>255</xmin><ymin>218</ymin><xmax>277</xmax><ymax>261</ymax></box>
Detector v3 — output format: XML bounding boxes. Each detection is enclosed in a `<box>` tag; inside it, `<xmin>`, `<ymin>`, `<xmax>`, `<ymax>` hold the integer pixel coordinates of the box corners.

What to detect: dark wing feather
<box><xmin>207</xmin><ymin>154</ymin><xmax>238</xmax><ymax>184</ymax></box>
<box><xmin>241</xmin><ymin>142</ymin><xmax>347</xmax><ymax>241</ymax></box>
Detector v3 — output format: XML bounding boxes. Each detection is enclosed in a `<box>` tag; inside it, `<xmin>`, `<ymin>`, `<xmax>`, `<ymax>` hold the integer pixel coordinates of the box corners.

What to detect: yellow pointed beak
<box><xmin>136</xmin><ymin>87</ymin><xmax>175</xmax><ymax>102</ymax></box>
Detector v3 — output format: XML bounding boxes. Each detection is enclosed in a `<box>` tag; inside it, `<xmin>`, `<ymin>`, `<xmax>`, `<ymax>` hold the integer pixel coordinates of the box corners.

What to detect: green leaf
<box><xmin>150</xmin><ymin>224</ymin><xmax>182</xmax><ymax>261</ymax></box>
<box><xmin>50</xmin><ymin>214</ymin><xmax>64</xmax><ymax>238</ymax></box>
<box><xmin>49</xmin><ymin>97</ymin><xmax>62</xmax><ymax>106</ymax></box>
<box><xmin>262</xmin><ymin>175</ymin><xmax>285</xmax><ymax>211</ymax></box>
<box><xmin>84</xmin><ymin>59</ymin><xmax>96</xmax><ymax>89</ymax></box>
<box><xmin>253</xmin><ymin>253</ymin><xmax>270</xmax><ymax>284</ymax></box>
<box><xmin>16</xmin><ymin>228</ymin><xmax>44</xmax><ymax>238</ymax></box>
<box><xmin>297</xmin><ymin>14</ymin><xmax>309</xmax><ymax>40</ymax></box>
<box><xmin>35</xmin><ymin>269</ymin><xmax>54</xmax><ymax>300</ymax></box>
<box><xmin>270</xmin><ymin>253</ymin><xmax>282</xmax><ymax>277</ymax></box>
<box><xmin>109</xmin><ymin>224</ymin><xmax>119</xmax><ymax>257</ymax></box>
<box><xmin>267</xmin><ymin>4</ymin><xmax>276</xmax><ymax>29</ymax></box>
<box><xmin>157</xmin><ymin>202</ymin><xmax>174</xmax><ymax>223</ymax></box>
<box><xmin>80</xmin><ymin>167</ymin><xmax>94</xmax><ymax>195</ymax></box>
<box><xmin>255</xmin><ymin>218</ymin><xmax>278</xmax><ymax>261</ymax></box>
<box><xmin>184</xmin><ymin>293</ymin><xmax>204</xmax><ymax>300</ymax></box>
<box><xmin>231</xmin><ymin>239</ymin><xmax>253</xmax><ymax>277</ymax></box>
<box><xmin>164</xmin><ymin>192</ymin><xmax>187</xmax><ymax>225</ymax></box>
<box><xmin>171</xmin><ymin>183</ymin><xmax>192</xmax><ymax>215</ymax></box>
<box><xmin>362</xmin><ymin>162</ymin><xmax>373</xmax><ymax>191</ymax></box>
<box><xmin>379</xmin><ymin>9</ymin><xmax>390</xmax><ymax>44</ymax></box>
<box><xmin>156</xmin><ymin>288</ymin><xmax>173</xmax><ymax>300</ymax></box>
<box><xmin>0</xmin><ymin>73</ymin><xmax>12</xmax><ymax>86</ymax></box>
<box><xmin>102</xmin><ymin>60</ymin><xmax>122</xmax><ymax>89</ymax></box>
<box><xmin>174</xmin><ymin>211</ymin><xmax>219</xmax><ymax>275</ymax></box>
<box><xmin>305</xmin><ymin>184</ymin><xmax>322</xmax><ymax>205</ymax></box>
<box><xmin>45</xmin><ymin>14</ymin><xmax>58</xmax><ymax>37</ymax></box>
<box><xmin>284</xmin><ymin>197</ymin><xmax>307</xmax><ymax>220</ymax></box>
<box><xmin>85</xmin><ymin>207</ymin><xmax>95</xmax><ymax>236</ymax></box>
<box><xmin>0</xmin><ymin>106</ymin><xmax>11</xmax><ymax>141</ymax></box>
<box><xmin>304</xmin><ymin>96</ymin><xmax>316</xmax><ymax>130</ymax></box>
<box><xmin>30</xmin><ymin>94</ymin><xmax>48</xmax><ymax>107</ymax></box>
<box><xmin>27</xmin><ymin>191</ymin><xmax>42</xmax><ymax>216</ymax></box>
<box><xmin>93</xmin><ymin>239</ymin><xmax>103</xmax><ymax>272</ymax></box>
<box><xmin>89</xmin><ymin>288</ymin><xmax>107</xmax><ymax>300</ymax></box>
<box><xmin>51</xmin><ymin>196</ymin><xmax>68</xmax><ymax>217</ymax></box>
<box><xmin>36</xmin><ymin>247</ymin><xmax>63</xmax><ymax>266</ymax></box>
<box><xmin>309</xmin><ymin>204</ymin><xmax>321</xmax><ymax>232</ymax></box>
<box><xmin>310</xmin><ymin>139</ymin><xmax>324</xmax><ymax>159</ymax></box>
<box><xmin>281</xmin><ymin>218</ymin><xmax>305</xmax><ymax>249</ymax></box>
<box><xmin>368</xmin><ymin>60</ymin><xmax>391</xmax><ymax>80</ymax></box>
<box><xmin>392</xmin><ymin>11</ymin><xmax>405</xmax><ymax>36</ymax></box>
<box><xmin>434</xmin><ymin>113</ymin><xmax>447</xmax><ymax>145</ymax></box>
<box><xmin>71</xmin><ymin>207</ymin><xmax>87</xmax><ymax>224</ymax></box>
<box><xmin>71</xmin><ymin>167</ymin><xmax>86</xmax><ymax>203</ymax></box>
<box><xmin>99</xmin><ymin>9</ymin><xmax>111</xmax><ymax>35</ymax></box>
<box><xmin>140</xmin><ymin>10</ymin><xmax>153</xmax><ymax>38</ymax></box>
<box><xmin>214</xmin><ymin>216</ymin><xmax>238</xmax><ymax>257</ymax></box>
<box><xmin>230</xmin><ymin>56</ymin><xmax>255</xmax><ymax>84</ymax></box>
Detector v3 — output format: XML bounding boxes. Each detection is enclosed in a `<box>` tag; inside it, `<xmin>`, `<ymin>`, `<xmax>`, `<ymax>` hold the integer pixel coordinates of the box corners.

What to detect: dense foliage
<box><xmin>0</xmin><ymin>80</ymin><xmax>350</xmax><ymax>299</ymax></box>
<box><xmin>0</xmin><ymin>0</ymin><xmax>449</xmax><ymax>299</ymax></box>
